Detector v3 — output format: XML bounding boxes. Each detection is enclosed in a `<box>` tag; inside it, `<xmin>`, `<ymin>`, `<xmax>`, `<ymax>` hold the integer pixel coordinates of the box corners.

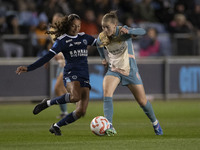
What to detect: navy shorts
<box><xmin>63</xmin><ymin>73</ymin><xmax>91</xmax><ymax>89</ymax></box>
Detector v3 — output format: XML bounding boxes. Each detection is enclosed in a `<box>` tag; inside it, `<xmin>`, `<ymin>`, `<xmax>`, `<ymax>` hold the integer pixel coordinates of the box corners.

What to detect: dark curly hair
<box><xmin>46</xmin><ymin>14</ymin><xmax>81</xmax><ymax>41</ymax></box>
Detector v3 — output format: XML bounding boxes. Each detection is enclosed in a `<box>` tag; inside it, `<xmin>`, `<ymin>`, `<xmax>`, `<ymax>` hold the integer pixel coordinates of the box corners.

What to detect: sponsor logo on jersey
<box><xmin>66</xmin><ymin>39</ymin><xmax>72</xmax><ymax>43</ymax></box>
<box><xmin>69</xmin><ymin>43</ymin><xmax>73</xmax><ymax>47</ymax></box>
<box><xmin>74</xmin><ymin>42</ymin><xmax>81</xmax><ymax>45</ymax></box>
<box><xmin>69</xmin><ymin>49</ymin><xmax>88</xmax><ymax>57</ymax></box>
<box><xmin>108</xmin><ymin>42</ymin><xmax>127</xmax><ymax>55</ymax></box>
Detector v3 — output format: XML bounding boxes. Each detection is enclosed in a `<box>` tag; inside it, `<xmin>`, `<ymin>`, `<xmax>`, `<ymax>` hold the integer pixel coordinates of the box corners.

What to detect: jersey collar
<box><xmin>65</xmin><ymin>33</ymin><xmax>78</xmax><ymax>38</ymax></box>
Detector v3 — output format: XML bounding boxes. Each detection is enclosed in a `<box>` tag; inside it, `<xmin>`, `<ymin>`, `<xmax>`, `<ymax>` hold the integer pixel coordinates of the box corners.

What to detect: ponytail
<box><xmin>102</xmin><ymin>11</ymin><xmax>118</xmax><ymax>24</ymax></box>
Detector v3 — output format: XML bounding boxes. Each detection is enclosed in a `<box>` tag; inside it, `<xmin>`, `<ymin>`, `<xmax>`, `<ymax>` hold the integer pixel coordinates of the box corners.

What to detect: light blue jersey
<box><xmin>97</xmin><ymin>26</ymin><xmax>146</xmax><ymax>85</ymax></box>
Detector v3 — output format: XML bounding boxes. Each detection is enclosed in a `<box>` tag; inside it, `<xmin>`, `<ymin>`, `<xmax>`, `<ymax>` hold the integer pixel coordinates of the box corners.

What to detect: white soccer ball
<box><xmin>90</xmin><ymin>116</ymin><xmax>110</xmax><ymax>136</ymax></box>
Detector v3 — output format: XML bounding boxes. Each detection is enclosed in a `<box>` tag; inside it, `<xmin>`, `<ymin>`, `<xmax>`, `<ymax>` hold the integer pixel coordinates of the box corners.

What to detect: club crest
<box><xmin>83</xmin><ymin>39</ymin><xmax>87</xmax><ymax>45</ymax></box>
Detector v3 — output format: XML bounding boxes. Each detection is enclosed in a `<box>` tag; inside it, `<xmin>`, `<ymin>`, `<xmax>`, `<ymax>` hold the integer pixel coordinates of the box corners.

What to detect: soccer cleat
<box><xmin>153</xmin><ymin>122</ymin><xmax>163</xmax><ymax>135</ymax></box>
<box><xmin>105</xmin><ymin>124</ymin><xmax>117</xmax><ymax>136</ymax></box>
<box><xmin>49</xmin><ymin>124</ymin><xmax>62</xmax><ymax>136</ymax></box>
<box><xmin>33</xmin><ymin>98</ymin><xmax>49</xmax><ymax>115</ymax></box>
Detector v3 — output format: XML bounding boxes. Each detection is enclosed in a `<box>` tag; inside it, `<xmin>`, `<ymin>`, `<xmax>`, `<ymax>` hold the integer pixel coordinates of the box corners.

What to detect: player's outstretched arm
<box><xmin>120</xmin><ymin>26</ymin><xmax>146</xmax><ymax>36</ymax></box>
<box><xmin>16</xmin><ymin>51</ymin><xmax>56</xmax><ymax>76</ymax></box>
<box><xmin>27</xmin><ymin>51</ymin><xmax>55</xmax><ymax>72</ymax></box>
<box><xmin>16</xmin><ymin>66</ymin><xmax>28</xmax><ymax>75</ymax></box>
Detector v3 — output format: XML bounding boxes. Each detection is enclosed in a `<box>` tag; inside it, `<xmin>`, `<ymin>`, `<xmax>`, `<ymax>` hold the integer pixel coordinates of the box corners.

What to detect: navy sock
<box><xmin>57</xmin><ymin>111</ymin><xmax>79</xmax><ymax>127</ymax></box>
<box><xmin>104</xmin><ymin>97</ymin><xmax>113</xmax><ymax>123</ymax></box>
<box><xmin>141</xmin><ymin>100</ymin><xmax>157</xmax><ymax>123</ymax></box>
<box><xmin>50</xmin><ymin>93</ymin><xmax>70</xmax><ymax>105</ymax></box>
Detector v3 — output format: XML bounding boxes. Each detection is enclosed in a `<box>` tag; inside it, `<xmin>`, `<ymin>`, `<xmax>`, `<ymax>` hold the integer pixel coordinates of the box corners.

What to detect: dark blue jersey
<box><xmin>27</xmin><ymin>32</ymin><xmax>96</xmax><ymax>81</ymax></box>
<box><xmin>50</xmin><ymin>33</ymin><xmax>96</xmax><ymax>80</ymax></box>
<box><xmin>50</xmin><ymin>33</ymin><xmax>96</xmax><ymax>66</ymax></box>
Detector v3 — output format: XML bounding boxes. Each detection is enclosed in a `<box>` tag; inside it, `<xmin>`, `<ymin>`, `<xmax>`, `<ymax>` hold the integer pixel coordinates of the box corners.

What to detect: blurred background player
<box><xmin>97</xmin><ymin>11</ymin><xmax>163</xmax><ymax>136</ymax></box>
<box><xmin>16</xmin><ymin>14</ymin><xmax>97</xmax><ymax>136</ymax></box>
<box><xmin>48</xmin><ymin>13</ymin><xmax>68</xmax><ymax>119</ymax></box>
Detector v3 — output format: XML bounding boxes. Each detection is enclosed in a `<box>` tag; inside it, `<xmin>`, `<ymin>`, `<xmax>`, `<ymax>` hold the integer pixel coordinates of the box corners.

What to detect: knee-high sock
<box><xmin>49</xmin><ymin>93</ymin><xmax>70</xmax><ymax>105</ymax></box>
<box><xmin>57</xmin><ymin>110</ymin><xmax>79</xmax><ymax>127</ymax></box>
<box><xmin>59</xmin><ymin>104</ymin><xmax>67</xmax><ymax>113</ymax></box>
<box><xmin>141</xmin><ymin>100</ymin><xmax>157</xmax><ymax>123</ymax></box>
<box><xmin>104</xmin><ymin>97</ymin><xmax>113</xmax><ymax>123</ymax></box>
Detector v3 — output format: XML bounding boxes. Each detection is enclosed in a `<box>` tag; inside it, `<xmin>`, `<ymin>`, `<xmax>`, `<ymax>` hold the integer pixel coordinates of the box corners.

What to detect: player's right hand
<box><xmin>16</xmin><ymin>66</ymin><xmax>28</xmax><ymax>75</ymax></box>
<box><xmin>120</xmin><ymin>27</ymin><xmax>129</xmax><ymax>35</ymax></box>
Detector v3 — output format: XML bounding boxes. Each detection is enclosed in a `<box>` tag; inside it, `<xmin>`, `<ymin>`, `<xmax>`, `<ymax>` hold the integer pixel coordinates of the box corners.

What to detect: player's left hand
<box><xmin>16</xmin><ymin>66</ymin><xmax>28</xmax><ymax>75</ymax></box>
<box><xmin>102</xmin><ymin>59</ymin><xmax>108</xmax><ymax>68</ymax></box>
<box><xmin>120</xmin><ymin>27</ymin><xmax>129</xmax><ymax>35</ymax></box>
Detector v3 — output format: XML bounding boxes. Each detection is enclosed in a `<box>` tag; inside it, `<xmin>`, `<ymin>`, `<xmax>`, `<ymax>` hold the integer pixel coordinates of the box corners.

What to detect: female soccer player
<box><xmin>16</xmin><ymin>14</ymin><xmax>96</xmax><ymax>136</ymax></box>
<box><xmin>96</xmin><ymin>11</ymin><xmax>163</xmax><ymax>136</ymax></box>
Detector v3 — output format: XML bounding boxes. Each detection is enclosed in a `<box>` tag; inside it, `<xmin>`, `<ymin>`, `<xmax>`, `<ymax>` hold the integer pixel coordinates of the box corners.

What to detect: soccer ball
<box><xmin>90</xmin><ymin>116</ymin><xmax>110</xmax><ymax>136</ymax></box>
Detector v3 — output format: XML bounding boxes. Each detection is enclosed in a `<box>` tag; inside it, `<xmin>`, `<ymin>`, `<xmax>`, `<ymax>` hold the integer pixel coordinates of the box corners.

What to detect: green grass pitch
<box><xmin>0</xmin><ymin>100</ymin><xmax>200</xmax><ymax>150</ymax></box>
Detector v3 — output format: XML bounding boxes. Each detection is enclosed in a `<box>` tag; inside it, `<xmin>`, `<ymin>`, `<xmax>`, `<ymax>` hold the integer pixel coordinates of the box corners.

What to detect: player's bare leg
<box><xmin>128</xmin><ymin>84</ymin><xmax>163</xmax><ymax>135</ymax></box>
<box><xmin>49</xmin><ymin>86</ymin><xmax>90</xmax><ymax>136</ymax></box>
<box><xmin>75</xmin><ymin>87</ymin><xmax>90</xmax><ymax>118</ymax></box>
<box><xmin>55</xmin><ymin>73</ymin><xmax>68</xmax><ymax>118</ymax></box>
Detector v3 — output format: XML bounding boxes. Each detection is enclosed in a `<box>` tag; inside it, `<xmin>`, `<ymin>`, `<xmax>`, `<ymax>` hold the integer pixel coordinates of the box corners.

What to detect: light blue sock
<box><xmin>59</xmin><ymin>104</ymin><xmax>67</xmax><ymax>113</ymax></box>
<box><xmin>141</xmin><ymin>100</ymin><xmax>157</xmax><ymax>123</ymax></box>
<box><xmin>104</xmin><ymin>97</ymin><xmax>113</xmax><ymax>123</ymax></box>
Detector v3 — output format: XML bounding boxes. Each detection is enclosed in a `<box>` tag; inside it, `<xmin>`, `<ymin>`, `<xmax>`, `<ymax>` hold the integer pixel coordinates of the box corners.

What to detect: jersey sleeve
<box><xmin>50</xmin><ymin>39</ymin><xmax>63</xmax><ymax>54</ymax></box>
<box><xmin>85</xmin><ymin>34</ymin><xmax>97</xmax><ymax>46</ymax></box>
<box><xmin>123</xmin><ymin>25</ymin><xmax>146</xmax><ymax>36</ymax></box>
<box><xmin>27</xmin><ymin>51</ymin><xmax>55</xmax><ymax>72</ymax></box>
<box><xmin>96</xmin><ymin>36</ymin><xmax>106</xmax><ymax>60</ymax></box>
